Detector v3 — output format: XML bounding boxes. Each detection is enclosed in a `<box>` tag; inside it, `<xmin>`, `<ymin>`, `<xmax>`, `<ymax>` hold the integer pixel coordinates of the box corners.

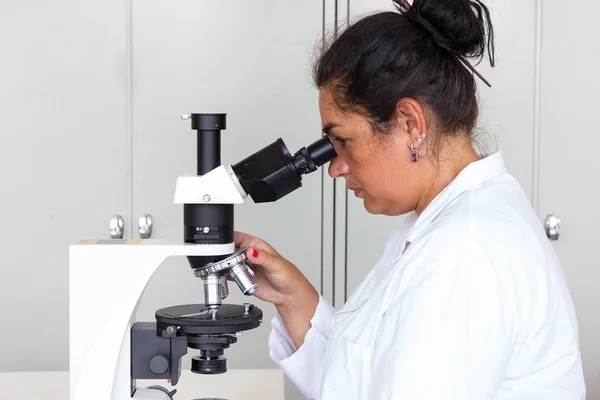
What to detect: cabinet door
<box><xmin>343</xmin><ymin>1</ymin><xmax>538</xmax><ymax>297</ymax></box>
<box><xmin>0</xmin><ymin>1</ymin><xmax>129</xmax><ymax>371</ymax></box>
<box><xmin>131</xmin><ymin>0</ymin><xmax>324</xmax><ymax>377</ymax></box>
<box><xmin>538</xmin><ymin>1</ymin><xmax>600</xmax><ymax>396</ymax></box>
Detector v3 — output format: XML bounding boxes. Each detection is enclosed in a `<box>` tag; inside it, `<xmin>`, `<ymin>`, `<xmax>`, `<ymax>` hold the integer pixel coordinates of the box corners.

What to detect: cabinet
<box><xmin>538</xmin><ymin>0</ymin><xmax>600</xmax><ymax>397</ymax></box>
<box><xmin>0</xmin><ymin>0</ymin><xmax>129</xmax><ymax>372</ymax></box>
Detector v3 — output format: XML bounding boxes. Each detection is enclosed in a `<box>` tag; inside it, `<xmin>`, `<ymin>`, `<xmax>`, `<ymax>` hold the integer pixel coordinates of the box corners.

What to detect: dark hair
<box><xmin>313</xmin><ymin>0</ymin><xmax>495</xmax><ymax>145</ymax></box>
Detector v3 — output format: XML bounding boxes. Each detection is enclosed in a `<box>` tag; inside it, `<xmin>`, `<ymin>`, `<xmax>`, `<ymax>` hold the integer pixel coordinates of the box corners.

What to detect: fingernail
<box><xmin>251</xmin><ymin>248</ymin><xmax>258</xmax><ymax>258</ymax></box>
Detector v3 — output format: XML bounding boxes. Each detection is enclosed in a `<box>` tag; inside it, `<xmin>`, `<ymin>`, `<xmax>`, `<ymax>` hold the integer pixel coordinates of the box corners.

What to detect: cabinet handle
<box><xmin>138</xmin><ymin>214</ymin><xmax>153</xmax><ymax>239</ymax></box>
<box><xmin>110</xmin><ymin>215</ymin><xmax>124</xmax><ymax>239</ymax></box>
<box><xmin>545</xmin><ymin>214</ymin><xmax>561</xmax><ymax>240</ymax></box>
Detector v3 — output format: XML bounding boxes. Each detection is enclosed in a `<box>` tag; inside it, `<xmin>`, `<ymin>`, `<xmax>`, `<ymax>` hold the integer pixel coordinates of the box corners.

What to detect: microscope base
<box><xmin>69</xmin><ymin>239</ymin><xmax>237</xmax><ymax>399</ymax></box>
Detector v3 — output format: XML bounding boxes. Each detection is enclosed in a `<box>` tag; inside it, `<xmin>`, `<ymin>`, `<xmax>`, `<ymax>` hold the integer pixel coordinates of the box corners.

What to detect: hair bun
<box><xmin>394</xmin><ymin>0</ymin><xmax>495</xmax><ymax>66</ymax></box>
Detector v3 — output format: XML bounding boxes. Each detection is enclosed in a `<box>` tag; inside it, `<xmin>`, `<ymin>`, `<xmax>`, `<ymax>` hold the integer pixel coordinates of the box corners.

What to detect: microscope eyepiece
<box><xmin>231</xmin><ymin>135</ymin><xmax>337</xmax><ymax>203</ymax></box>
<box><xmin>292</xmin><ymin>135</ymin><xmax>337</xmax><ymax>175</ymax></box>
<box><xmin>305</xmin><ymin>135</ymin><xmax>338</xmax><ymax>169</ymax></box>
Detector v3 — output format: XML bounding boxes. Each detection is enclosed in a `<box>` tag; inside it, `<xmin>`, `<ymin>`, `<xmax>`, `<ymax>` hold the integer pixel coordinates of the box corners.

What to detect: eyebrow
<box><xmin>322</xmin><ymin>123</ymin><xmax>340</xmax><ymax>136</ymax></box>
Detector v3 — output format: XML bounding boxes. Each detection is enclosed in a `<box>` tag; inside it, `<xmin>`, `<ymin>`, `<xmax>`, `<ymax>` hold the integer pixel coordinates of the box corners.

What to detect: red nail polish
<box><xmin>251</xmin><ymin>248</ymin><xmax>258</xmax><ymax>258</ymax></box>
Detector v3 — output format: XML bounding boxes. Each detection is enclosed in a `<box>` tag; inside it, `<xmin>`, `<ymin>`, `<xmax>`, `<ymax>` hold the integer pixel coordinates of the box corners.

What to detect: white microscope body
<box><xmin>68</xmin><ymin>113</ymin><xmax>336</xmax><ymax>400</ymax></box>
<box><xmin>69</xmin><ymin>170</ymin><xmax>244</xmax><ymax>400</ymax></box>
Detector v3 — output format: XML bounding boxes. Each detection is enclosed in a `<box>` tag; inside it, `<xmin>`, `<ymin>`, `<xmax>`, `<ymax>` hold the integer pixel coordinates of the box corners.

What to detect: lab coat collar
<box><xmin>404</xmin><ymin>151</ymin><xmax>507</xmax><ymax>245</ymax></box>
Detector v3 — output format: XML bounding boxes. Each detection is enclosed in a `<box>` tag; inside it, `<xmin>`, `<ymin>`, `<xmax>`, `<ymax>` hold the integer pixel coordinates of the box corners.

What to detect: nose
<box><xmin>328</xmin><ymin>156</ymin><xmax>349</xmax><ymax>178</ymax></box>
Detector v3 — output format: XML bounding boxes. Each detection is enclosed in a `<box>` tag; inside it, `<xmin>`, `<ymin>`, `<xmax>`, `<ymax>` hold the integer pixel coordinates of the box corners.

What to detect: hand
<box><xmin>234</xmin><ymin>231</ymin><xmax>315</xmax><ymax>308</ymax></box>
<box><xmin>235</xmin><ymin>231</ymin><xmax>319</xmax><ymax>348</ymax></box>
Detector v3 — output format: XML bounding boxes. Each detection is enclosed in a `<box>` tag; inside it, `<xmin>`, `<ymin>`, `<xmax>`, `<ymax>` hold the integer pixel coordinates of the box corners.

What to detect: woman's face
<box><xmin>319</xmin><ymin>89</ymin><xmax>423</xmax><ymax>216</ymax></box>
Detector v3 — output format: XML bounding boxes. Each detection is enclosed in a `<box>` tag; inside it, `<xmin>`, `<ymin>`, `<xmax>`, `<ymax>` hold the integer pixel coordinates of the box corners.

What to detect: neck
<box><xmin>415</xmin><ymin>136</ymin><xmax>480</xmax><ymax>215</ymax></box>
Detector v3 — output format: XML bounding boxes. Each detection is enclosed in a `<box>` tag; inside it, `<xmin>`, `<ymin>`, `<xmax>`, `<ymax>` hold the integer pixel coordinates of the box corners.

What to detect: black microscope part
<box><xmin>156</xmin><ymin>304</ymin><xmax>262</xmax><ymax>375</ymax></box>
<box><xmin>231</xmin><ymin>135</ymin><xmax>337</xmax><ymax>203</ymax></box>
<box><xmin>131</xmin><ymin>322</ymin><xmax>188</xmax><ymax>386</ymax></box>
<box><xmin>155</xmin><ymin>303</ymin><xmax>262</xmax><ymax>334</ymax></box>
<box><xmin>305</xmin><ymin>135</ymin><xmax>338</xmax><ymax>168</ymax></box>
<box><xmin>184</xmin><ymin>114</ymin><xmax>234</xmax><ymax>269</ymax></box>
<box><xmin>192</xmin><ymin>354</ymin><xmax>227</xmax><ymax>374</ymax></box>
<box><xmin>190</xmin><ymin>113</ymin><xmax>225</xmax><ymax>176</ymax></box>
<box><xmin>183</xmin><ymin>204</ymin><xmax>234</xmax><ymax>244</ymax></box>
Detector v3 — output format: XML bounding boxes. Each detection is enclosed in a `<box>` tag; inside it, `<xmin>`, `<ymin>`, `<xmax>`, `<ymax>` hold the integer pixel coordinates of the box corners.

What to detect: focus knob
<box><xmin>149</xmin><ymin>355</ymin><xmax>169</xmax><ymax>375</ymax></box>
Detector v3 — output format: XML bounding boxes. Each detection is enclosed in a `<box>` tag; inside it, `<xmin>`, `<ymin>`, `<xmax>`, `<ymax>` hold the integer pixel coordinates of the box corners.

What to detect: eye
<box><xmin>334</xmin><ymin>137</ymin><xmax>348</xmax><ymax>147</ymax></box>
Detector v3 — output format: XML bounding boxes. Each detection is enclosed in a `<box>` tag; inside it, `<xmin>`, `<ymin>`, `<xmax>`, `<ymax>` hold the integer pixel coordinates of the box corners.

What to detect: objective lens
<box><xmin>229</xmin><ymin>263</ymin><xmax>258</xmax><ymax>295</ymax></box>
<box><xmin>203</xmin><ymin>274</ymin><xmax>222</xmax><ymax>307</ymax></box>
<box><xmin>219</xmin><ymin>275</ymin><xmax>229</xmax><ymax>299</ymax></box>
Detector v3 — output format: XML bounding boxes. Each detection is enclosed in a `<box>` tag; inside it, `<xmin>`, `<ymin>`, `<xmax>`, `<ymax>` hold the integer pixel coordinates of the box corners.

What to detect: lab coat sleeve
<box><xmin>268</xmin><ymin>294</ymin><xmax>336</xmax><ymax>399</ymax></box>
<box><xmin>371</xmin><ymin>253</ymin><xmax>513</xmax><ymax>399</ymax></box>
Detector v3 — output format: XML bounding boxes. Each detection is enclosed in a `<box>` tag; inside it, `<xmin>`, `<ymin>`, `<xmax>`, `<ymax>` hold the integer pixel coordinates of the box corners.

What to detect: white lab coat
<box><xmin>268</xmin><ymin>152</ymin><xmax>586</xmax><ymax>399</ymax></box>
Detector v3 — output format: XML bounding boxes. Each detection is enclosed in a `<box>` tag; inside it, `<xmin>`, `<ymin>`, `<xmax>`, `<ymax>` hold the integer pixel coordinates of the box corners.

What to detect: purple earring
<box><xmin>410</xmin><ymin>132</ymin><xmax>426</xmax><ymax>162</ymax></box>
<box><xmin>410</xmin><ymin>143</ymin><xmax>419</xmax><ymax>162</ymax></box>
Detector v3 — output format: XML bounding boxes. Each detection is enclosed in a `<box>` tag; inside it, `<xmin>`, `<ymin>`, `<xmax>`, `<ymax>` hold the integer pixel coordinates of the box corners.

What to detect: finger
<box><xmin>234</xmin><ymin>231</ymin><xmax>266</xmax><ymax>250</ymax></box>
<box><xmin>246</xmin><ymin>246</ymin><xmax>283</xmax><ymax>273</ymax></box>
<box><xmin>234</xmin><ymin>231</ymin><xmax>255</xmax><ymax>247</ymax></box>
<box><xmin>235</xmin><ymin>231</ymin><xmax>279</xmax><ymax>256</ymax></box>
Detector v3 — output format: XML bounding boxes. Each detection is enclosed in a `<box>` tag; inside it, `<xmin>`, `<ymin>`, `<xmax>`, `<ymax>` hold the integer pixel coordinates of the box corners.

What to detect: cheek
<box><xmin>353</xmin><ymin>149</ymin><xmax>391</xmax><ymax>182</ymax></box>
<box><xmin>359</xmin><ymin>149</ymin><xmax>408</xmax><ymax>196</ymax></box>
<box><xmin>344</xmin><ymin>147</ymin><xmax>368</xmax><ymax>172</ymax></box>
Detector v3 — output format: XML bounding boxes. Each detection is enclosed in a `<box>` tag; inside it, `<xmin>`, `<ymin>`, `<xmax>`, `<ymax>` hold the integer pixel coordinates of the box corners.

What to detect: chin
<box><xmin>363</xmin><ymin>198</ymin><xmax>406</xmax><ymax>216</ymax></box>
<box><xmin>362</xmin><ymin>198</ymin><xmax>385</xmax><ymax>215</ymax></box>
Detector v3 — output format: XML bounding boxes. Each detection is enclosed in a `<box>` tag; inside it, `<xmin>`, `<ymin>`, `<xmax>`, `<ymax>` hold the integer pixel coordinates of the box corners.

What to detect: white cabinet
<box><xmin>0</xmin><ymin>0</ymin><xmax>129</xmax><ymax>372</ymax></box>
<box><xmin>538</xmin><ymin>0</ymin><xmax>600</xmax><ymax>397</ymax></box>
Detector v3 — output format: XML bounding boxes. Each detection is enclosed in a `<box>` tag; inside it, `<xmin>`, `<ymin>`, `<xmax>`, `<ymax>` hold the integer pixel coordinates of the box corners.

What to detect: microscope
<box><xmin>69</xmin><ymin>113</ymin><xmax>336</xmax><ymax>400</ymax></box>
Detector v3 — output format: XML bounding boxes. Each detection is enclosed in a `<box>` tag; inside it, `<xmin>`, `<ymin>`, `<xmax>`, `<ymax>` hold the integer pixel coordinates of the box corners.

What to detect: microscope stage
<box><xmin>155</xmin><ymin>304</ymin><xmax>262</xmax><ymax>335</ymax></box>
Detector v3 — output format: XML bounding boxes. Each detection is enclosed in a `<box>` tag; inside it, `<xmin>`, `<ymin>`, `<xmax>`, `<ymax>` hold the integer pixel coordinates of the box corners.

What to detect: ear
<box><xmin>395</xmin><ymin>98</ymin><xmax>429</xmax><ymax>146</ymax></box>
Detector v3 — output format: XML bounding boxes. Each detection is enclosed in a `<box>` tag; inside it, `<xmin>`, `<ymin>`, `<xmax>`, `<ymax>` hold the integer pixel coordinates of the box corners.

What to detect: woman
<box><xmin>236</xmin><ymin>0</ymin><xmax>585</xmax><ymax>398</ymax></box>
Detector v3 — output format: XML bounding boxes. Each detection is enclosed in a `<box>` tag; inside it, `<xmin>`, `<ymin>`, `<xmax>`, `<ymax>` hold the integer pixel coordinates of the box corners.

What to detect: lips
<box><xmin>346</xmin><ymin>183</ymin><xmax>362</xmax><ymax>195</ymax></box>
<box><xmin>349</xmin><ymin>187</ymin><xmax>362</xmax><ymax>197</ymax></box>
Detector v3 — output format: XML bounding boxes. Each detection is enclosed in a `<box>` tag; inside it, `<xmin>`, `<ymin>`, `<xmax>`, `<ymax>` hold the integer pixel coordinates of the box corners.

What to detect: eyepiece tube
<box><xmin>306</xmin><ymin>136</ymin><xmax>337</xmax><ymax>168</ymax></box>
<box><xmin>292</xmin><ymin>135</ymin><xmax>337</xmax><ymax>175</ymax></box>
<box><xmin>231</xmin><ymin>135</ymin><xmax>337</xmax><ymax>203</ymax></box>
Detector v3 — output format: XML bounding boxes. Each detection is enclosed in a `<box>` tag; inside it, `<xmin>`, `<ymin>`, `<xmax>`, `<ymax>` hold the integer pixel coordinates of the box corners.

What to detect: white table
<box><xmin>0</xmin><ymin>369</ymin><xmax>284</xmax><ymax>400</ymax></box>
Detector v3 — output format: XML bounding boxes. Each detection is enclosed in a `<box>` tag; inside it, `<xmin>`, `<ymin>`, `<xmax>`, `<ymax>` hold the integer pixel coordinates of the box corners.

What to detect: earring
<box><xmin>410</xmin><ymin>132</ymin><xmax>426</xmax><ymax>162</ymax></box>
<box><xmin>410</xmin><ymin>142</ymin><xmax>419</xmax><ymax>162</ymax></box>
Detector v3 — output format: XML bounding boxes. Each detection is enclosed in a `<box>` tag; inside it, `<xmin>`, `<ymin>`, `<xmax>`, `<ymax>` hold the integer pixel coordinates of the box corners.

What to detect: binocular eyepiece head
<box><xmin>231</xmin><ymin>135</ymin><xmax>337</xmax><ymax>203</ymax></box>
